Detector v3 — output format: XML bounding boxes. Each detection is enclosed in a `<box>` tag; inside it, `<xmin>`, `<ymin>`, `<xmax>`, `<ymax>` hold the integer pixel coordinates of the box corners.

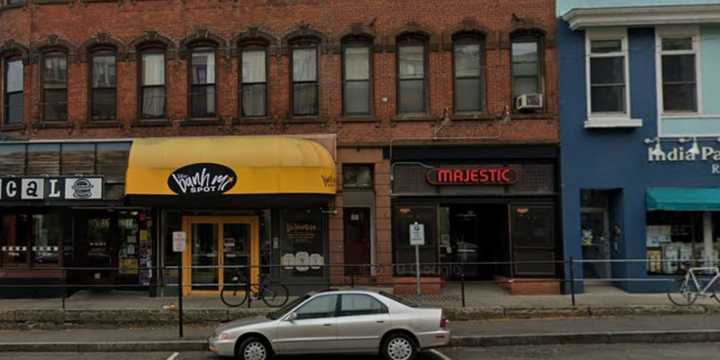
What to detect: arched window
<box><xmin>89</xmin><ymin>47</ymin><xmax>117</xmax><ymax>121</ymax></box>
<box><xmin>453</xmin><ymin>33</ymin><xmax>484</xmax><ymax>113</ymax></box>
<box><xmin>42</xmin><ymin>51</ymin><xmax>68</xmax><ymax>121</ymax></box>
<box><xmin>240</xmin><ymin>42</ymin><xmax>268</xmax><ymax>118</ymax></box>
<box><xmin>290</xmin><ymin>37</ymin><xmax>319</xmax><ymax>116</ymax></box>
<box><xmin>342</xmin><ymin>36</ymin><xmax>372</xmax><ymax>116</ymax></box>
<box><xmin>511</xmin><ymin>31</ymin><xmax>544</xmax><ymax>110</ymax></box>
<box><xmin>396</xmin><ymin>34</ymin><xmax>427</xmax><ymax>114</ymax></box>
<box><xmin>3</xmin><ymin>56</ymin><xmax>23</xmax><ymax>124</ymax></box>
<box><xmin>138</xmin><ymin>44</ymin><xmax>166</xmax><ymax>119</ymax></box>
<box><xmin>189</xmin><ymin>43</ymin><xmax>217</xmax><ymax>118</ymax></box>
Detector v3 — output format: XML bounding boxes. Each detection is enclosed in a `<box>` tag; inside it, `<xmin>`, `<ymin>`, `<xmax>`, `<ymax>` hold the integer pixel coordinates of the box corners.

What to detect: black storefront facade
<box><xmin>0</xmin><ymin>136</ymin><xmax>337</xmax><ymax>298</ymax></box>
<box><xmin>389</xmin><ymin>145</ymin><xmax>561</xmax><ymax>293</ymax></box>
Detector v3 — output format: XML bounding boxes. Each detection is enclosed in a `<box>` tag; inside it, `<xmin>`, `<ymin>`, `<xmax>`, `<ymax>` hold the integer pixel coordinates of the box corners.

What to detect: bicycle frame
<box><xmin>684</xmin><ymin>267</ymin><xmax>720</xmax><ymax>296</ymax></box>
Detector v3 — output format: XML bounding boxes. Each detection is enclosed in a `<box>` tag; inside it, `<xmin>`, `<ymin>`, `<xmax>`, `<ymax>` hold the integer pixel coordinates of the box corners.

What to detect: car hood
<box><xmin>214</xmin><ymin>316</ymin><xmax>272</xmax><ymax>334</ymax></box>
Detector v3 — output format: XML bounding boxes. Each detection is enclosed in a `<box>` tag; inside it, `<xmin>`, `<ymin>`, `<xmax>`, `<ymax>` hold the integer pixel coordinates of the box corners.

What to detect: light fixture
<box><xmin>688</xmin><ymin>137</ymin><xmax>700</xmax><ymax>156</ymax></box>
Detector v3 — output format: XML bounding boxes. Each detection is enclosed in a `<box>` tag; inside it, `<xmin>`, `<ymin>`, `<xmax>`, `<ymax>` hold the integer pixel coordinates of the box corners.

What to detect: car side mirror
<box><xmin>286</xmin><ymin>312</ymin><xmax>298</xmax><ymax>322</ymax></box>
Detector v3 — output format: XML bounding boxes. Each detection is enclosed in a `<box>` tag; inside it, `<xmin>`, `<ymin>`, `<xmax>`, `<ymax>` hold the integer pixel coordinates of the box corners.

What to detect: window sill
<box><xmin>32</xmin><ymin>121</ymin><xmax>72</xmax><ymax>129</ymax></box>
<box><xmin>1</xmin><ymin>123</ymin><xmax>25</xmax><ymax>131</ymax></box>
<box><xmin>392</xmin><ymin>113</ymin><xmax>437</xmax><ymax>122</ymax></box>
<box><xmin>288</xmin><ymin>116</ymin><xmax>323</xmax><ymax>124</ymax></box>
<box><xmin>180</xmin><ymin>118</ymin><xmax>224</xmax><ymax>127</ymax></box>
<box><xmin>585</xmin><ymin>117</ymin><xmax>643</xmax><ymax>128</ymax></box>
<box><xmin>85</xmin><ymin>120</ymin><xmax>123</xmax><ymax>129</ymax></box>
<box><xmin>339</xmin><ymin>115</ymin><xmax>379</xmax><ymax>123</ymax></box>
<box><xmin>452</xmin><ymin>112</ymin><xmax>496</xmax><ymax>121</ymax></box>
<box><xmin>36</xmin><ymin>0</ymin><xmax>71</xmax><ymax>4</ymax></box>
<box><xmin>132</xmin><ymin>119</ymin><xmax>171</xmax><ymax>127</ymax></box>
<box><xmin>232</xmin><ymin>117</ymin><xmax>274</xmax><ymax>125</ymax></box>
<box><xmin>512</xmin><ymin>112</ymin><xmax>556</xmax><ymax>120</ymax></box>
<box><xmin>0</xmin><ymin>3</ymin><xmax>24</xmax><ymax>11</ymax></box>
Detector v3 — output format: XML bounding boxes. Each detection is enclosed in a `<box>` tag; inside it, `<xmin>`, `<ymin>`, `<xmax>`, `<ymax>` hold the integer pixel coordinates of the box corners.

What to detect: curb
<box><xmin>450</xmin><ymin>329</ymin><xmax>720</xmax><ymax>347</ymax></box>
<box><xmin>3</xmin><ymin>330</ymin><xmax>720</xmax><ymax>352</ymax></box>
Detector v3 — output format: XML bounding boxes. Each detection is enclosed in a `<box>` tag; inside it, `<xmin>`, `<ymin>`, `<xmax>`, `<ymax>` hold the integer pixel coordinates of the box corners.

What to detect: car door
<box><xmin>274</xmin><ymin>294</ymin><xmax>339</xmax><ymax>354</ymax></box>
<box><xmin>335</xmin><ymin>294</ymin><xmax>392</xmax><ymax>352</ymax></box>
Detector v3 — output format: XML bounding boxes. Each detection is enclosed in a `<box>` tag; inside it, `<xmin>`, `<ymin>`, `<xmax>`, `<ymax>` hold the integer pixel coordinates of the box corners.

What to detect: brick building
<box><xmin>0</xmin><ymin>0</ymin><xmax>558</xmax><ymax>297</ymax></box>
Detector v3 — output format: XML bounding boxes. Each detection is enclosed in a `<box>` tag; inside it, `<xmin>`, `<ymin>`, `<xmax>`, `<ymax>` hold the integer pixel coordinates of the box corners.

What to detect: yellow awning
<box><xmin>125</xmin><ymin>136</ymin><xmax>336</xmax><ymax>196</ymax></box>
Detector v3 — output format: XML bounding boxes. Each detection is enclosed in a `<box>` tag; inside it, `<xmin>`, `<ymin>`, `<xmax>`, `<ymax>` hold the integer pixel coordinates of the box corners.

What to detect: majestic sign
<box><xmin>167</xmin><ymin>163</ymin><xmax>237</xmax><ymax>195</ymax></box>
<box><xmin>426</xmin><ymin>167</ymin><xmax>518</xmax><ymax>186</ymax></box>
<box><xmin>0</xmin><ymin>177</ymin><xmax>103</xmax><ymax>200</ymax></box>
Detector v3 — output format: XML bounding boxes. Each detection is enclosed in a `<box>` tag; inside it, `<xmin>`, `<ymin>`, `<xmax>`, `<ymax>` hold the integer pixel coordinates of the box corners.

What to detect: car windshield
<box><xmin>379</xmin><ymin>291</ymin><xmax>418</xmax><ymax>307</ymax></box>
<box><xmin>266</xmin><ymin>295</ymin><xmax>311</xmax><ymax>320</ymax></box>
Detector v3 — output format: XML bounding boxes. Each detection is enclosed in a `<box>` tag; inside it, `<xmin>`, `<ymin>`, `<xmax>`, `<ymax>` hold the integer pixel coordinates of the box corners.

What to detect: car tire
<box><xmin>382</xmin><ymin>333</ymin><xmax>417</xmax><ymax>360</ymax></box>
<box><xmin>236</xmin><ymin>336</ymin><xmax>271</xmax><ymax>360</ymax></box>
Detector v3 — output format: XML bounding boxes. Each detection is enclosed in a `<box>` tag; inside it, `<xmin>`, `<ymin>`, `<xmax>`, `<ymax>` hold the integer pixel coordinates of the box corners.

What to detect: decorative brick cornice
<box><xmin>442</xmin><ymin>18</ymin><xmax>495</xmax><ymax>50</ymax></box>
<box><xmin>29</xmin><ymin>35</ymin><xmax>77</xmax><ymax>63</ymax></box>
<box><xmin>333</xmin><ymin>23</ymin><xmax>379</xmax><ymax>54</ymax></box>
<box><xmin>79</xmin><ymin>32</ymin><xmax>128</xmax><ymax>61</ymax></box>
<box><xmin>282</xmin><ymin>23</ymin><xmax>328</xmax><ymax>54</ymax></box>
<box><xmin>385</xmin><ymin>21</ymin><xmax>440</xmax><ymax>52</ymax></box>
<box><xmin>127</xmin><ymin>30</ymin><xmax>177</xmax><ymax>60</ymax></box>
<box><xmin>231</xmin><ymin>27</ymin><xmax>278</xmax><ymax>56</ymax></box>
<box><xmin>0</xmin><ymin>40</ymin><xmax>30</xmax><ymax>63</ymax></box>
<box><xmin>179</xmin><ymin>27</ymin><xmax>228</xmax><ymax>59</ymax></box>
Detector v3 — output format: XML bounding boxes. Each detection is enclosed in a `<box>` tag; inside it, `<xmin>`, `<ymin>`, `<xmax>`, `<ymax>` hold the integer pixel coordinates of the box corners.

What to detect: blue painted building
<box><xmin>558</xmin><ymin>1</ymin><xmax>720</xmax><ymax>292</ymax></box>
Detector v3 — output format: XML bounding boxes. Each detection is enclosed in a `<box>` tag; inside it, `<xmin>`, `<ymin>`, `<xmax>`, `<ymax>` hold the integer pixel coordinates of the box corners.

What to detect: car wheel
<box><xmin>237</xmin><ymin>337</ymin><xmax>270</xmax><ymax>360</ymax></box>
<box><xmin>382</xmin><ymin>333</ymin><xmax>417</xmax><ymax>360</ymax></box>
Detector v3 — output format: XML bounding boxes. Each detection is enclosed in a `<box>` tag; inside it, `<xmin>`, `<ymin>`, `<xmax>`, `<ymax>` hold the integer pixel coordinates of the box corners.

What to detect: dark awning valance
<box><xmin>647</xmin><ymin>187</ymin><xmax>720</xmax><ymax>211</ymax></box>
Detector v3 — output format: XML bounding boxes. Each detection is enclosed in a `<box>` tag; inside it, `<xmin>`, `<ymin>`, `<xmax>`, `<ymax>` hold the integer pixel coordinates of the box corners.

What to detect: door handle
<box><xmin>376</xmin><ymin>320</ymin><xmax>385</xmax><ymax>324</ymax></box>
<box><xmin>323</xmin><ymin>323</ymin><xmax>333</xmax><ymax>327</ymax></box>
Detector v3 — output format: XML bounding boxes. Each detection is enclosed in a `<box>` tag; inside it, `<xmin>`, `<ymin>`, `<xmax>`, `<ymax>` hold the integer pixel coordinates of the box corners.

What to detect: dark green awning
<box><xmin>647</xmin><ymin>187</ymin><xmax>720</xmax><ymax>211</ymax></box>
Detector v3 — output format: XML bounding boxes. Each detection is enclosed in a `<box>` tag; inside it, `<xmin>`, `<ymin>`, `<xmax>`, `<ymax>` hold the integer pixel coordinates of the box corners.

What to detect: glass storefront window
<box><xmin>0</xmin><ymin>212</ymin><xmax>66</xmax><ymax>268</ymax></box>
<box><xmin>392</xmin><ymin>206</ymin><xmax>437</xmax><ymax>276</ymax></box>
<box><xmin>87</xmin><ymin>217</ymin><xmax>112</xmax><ymax>268</ymax></box>
<box><xmin>281</xmin><ymin>208</ymin><xmax>325</xmax><ymax>277</ymax></box>
<box><xmin>646</xmin><ymin>211</ymin><xmax>703</xmax><ymax>275</ymax></box>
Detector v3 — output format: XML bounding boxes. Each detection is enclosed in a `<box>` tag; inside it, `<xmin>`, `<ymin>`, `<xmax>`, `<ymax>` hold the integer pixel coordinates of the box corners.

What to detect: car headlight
<box><xmin>218</xmin><ymin>332</ymin><xmax>233</xmax><ymax>341</ymax></box>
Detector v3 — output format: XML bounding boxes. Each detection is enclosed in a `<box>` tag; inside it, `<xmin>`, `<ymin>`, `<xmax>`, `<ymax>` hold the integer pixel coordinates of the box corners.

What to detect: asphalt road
<box><xmin>0</xmin><ymin>350</ymin><xmax>446</xmax><ymax>360</ymax></box>
<box><xmin>440</xmin><ymin>343</ymin><xmax>720</xmax><ymax>359</ymax></box>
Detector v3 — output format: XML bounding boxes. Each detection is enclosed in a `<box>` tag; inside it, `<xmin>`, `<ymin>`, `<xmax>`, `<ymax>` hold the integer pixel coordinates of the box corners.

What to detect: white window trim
<box><xmin>656</xmin><ymin>26</ymin><xmax>703</xmax><ymax>120</ymax></box>
<box><xmin>585</xmin><ymin>28</ymin><xmax>642</xmax><ymax>128</ymax></box>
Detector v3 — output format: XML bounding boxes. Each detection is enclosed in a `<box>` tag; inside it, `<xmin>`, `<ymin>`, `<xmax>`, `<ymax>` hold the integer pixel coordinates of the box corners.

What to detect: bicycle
<box><xmin>667</xmin><ymin>266</ymin><xmax>720</xmax><ymax>306</ymax></box>
<box><xmin>220</xmin><ymin>271</ymin><xmax>289</xmax><ymax>308</ymax></box>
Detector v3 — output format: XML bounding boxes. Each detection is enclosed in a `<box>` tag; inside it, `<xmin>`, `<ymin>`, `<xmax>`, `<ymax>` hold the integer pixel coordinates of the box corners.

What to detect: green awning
<box><xmin>647</xmin><ymin>187</ymin><xmax>720</xmax><ymax>211</ymax></box>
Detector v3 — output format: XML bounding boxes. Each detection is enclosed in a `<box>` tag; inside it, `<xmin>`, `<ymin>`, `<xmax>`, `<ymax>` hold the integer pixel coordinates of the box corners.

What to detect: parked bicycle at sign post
<box><xmin>220</xmin><ymin>270</ymin><xmax>289</xmax><ymax>308</ymax></box>
<box><xmin>667</xmin><ymin>264</ymin><xmax>720</xmax><ymax>306</ymax></box>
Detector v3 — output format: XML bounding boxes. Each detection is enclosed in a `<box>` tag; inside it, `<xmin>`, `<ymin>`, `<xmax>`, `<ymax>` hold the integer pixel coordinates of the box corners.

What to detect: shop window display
<box><xmin>0</xmin><ymin>212</ymin><xmax>65</xmax><ymax>267</ymax></box>
<box><xmin>646</xmin><ymin>211</ymin><xmax>717</xmax><ymax>275</ymax></box>
<box><xmin>280</xmin><ymin>208</ymin><xmax>325</xmax><ymax>277</ymax></box>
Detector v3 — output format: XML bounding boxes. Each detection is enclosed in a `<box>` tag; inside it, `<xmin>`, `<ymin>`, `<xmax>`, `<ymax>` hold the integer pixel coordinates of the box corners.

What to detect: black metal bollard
<box><xmin>569</xmin><ymin>257</ymin><xmax>576</xmax><ymax>307</ymax></box>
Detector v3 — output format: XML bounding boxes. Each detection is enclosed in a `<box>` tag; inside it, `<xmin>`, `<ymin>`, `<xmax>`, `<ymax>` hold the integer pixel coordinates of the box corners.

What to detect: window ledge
<box><xmin>339</xmin><ymin>115</ymin><xmax>379</xmax><ymax>123</ymax></box>
<box><xmin>452</xmin><ymin>112</ymin><xmax>496</xmax><ymax>121</ymax></box>
<box><xmin>288</xmin><ymin>116</ymin><xmax>323</xmax><ymax>124</ymax></box>
<box><xmin>1</xmin><ymin>123</ymin><xmax>25</xmax><ymax>131</ymax></box>
<box><xmin>513</xmin><ymin>112</ymin><xmax>556</xmax><ymax>120</ymax></box>
<box><xmin>232</xmin><ymin>117</ymin><xmax>274</xmax><ymax>125</ymax></box>
<box><xmin>85</xmin><ymin>120</ymin><xmax>123</xmax><ymax>129</ymax></box>
<box><xmin>585</xmin><ymin>117</ymin><xmax>643</xmax><ymax>128</ymax></box>
<box><xmin>180</xmin><ymin>118</ymin><xmax>224</xmax><ymax>127</ymax></box>
<box><xmin>132</xmin><ymin>119</ymin><xmax>171</xmax><ymax>127</ymax></box>
<box><xmin>32</xmin><ymin>121</ymin><xmax>72</xmax><ymax>129</ymax></box>
<box><xmin>392</xmin><ymin>113</ymin><xmax>437</xmax><ymax>122</ymax></box>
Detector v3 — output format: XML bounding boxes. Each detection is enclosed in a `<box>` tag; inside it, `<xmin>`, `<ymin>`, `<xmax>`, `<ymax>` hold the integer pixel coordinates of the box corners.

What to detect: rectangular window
<box><xmin>43</xmin><ymin>53</ymin><xmax>68</xmax><ymax>121</ymax></box>
<box><xmin>91</xmin><ymin>53</ymin><xmax>117</xmax><ymax>121</ymax></box>
<box><xmin>4</xmin><ymin>59</ymin><xmax>22</xmax><ymax>124</ymax></box>
<box><xmin>511</xmin><ymin>39</ymin><xmax>541</xmax><ymax>100</ymax></box>
<box><xmin>292</xmin><ymin>47</ymin><xmax>318</xmax><ymax>116</ymax></box>
<box><xmin>392</xmin><ymin>206</ymin><xmax>436</xmax><ymax>275</ymax></box>
<box><xmin>241</xmin><ymin>49</ymin><xmax>267</xmax><ymax>117</ymax></box>
<box><xmin>660</xmin><ymin>37</ymin><xmax>697</xmax><ymax>113</ymax></box>
<box><xmin>190</xmin><ymin>50</ymin><xmax>216</xmax><ymax>118</ymax></box>
<box><xmin>588</xmin><ymin>37</ymin><xmax>627</xmax><ymax>114</ymax></box>
<box><xmin>342</xmin><ymin>164</ymin><xmax>373</xmax><ymax>189</ymax></box>
<box><xmin>141</xmin><ymin>52</ymin><xmax>166</xmax><ymax>119</ymax></box>
<box><xmin>454</xmin><ymin>39</ymin><xmax>483</xmax><ymax>112</ymax></box>
<box><xmin>343</xmin><ymin>43</ymin><xmax>371</xmax><ymax>115</ymax></box>
<box><xmin>397</xmin><ymin>42</ymin><xmax>425</xmax><ymax>113</ymax></box>
<box><xmin>0</xmin><ymin>212</ymin><xmax>66</xmax><ymax>268</ymax></box>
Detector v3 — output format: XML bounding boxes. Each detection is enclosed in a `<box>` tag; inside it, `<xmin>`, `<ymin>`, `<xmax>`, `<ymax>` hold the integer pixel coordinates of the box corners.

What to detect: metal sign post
<box><xmin>409</xmin><ymin>222</ymin><xmax>425</xmax><ymax>296</ymax></box>
<box><xmin>172</xmin><ymin>231</ymin><xmax>187</xmax><ymax>338</ymax></box>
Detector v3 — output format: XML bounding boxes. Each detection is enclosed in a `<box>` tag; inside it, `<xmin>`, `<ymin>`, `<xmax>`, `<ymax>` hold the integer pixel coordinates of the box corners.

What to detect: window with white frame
<box><xmin>587</xmin><ymin>33</ymin><xmax>628</xmax><ymax>116</ymax></box>
<box><xmin>659</xmin><ymin>35</ymin><xmax>698</xmax><ymax>113</ymax></box>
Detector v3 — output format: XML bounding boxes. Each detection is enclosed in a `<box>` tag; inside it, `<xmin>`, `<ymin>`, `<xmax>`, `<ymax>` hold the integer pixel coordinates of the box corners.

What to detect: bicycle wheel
<box><xmin>261</xmin><ymin>283</ymin><xmax>289</xmax><ymax>308</ymax></box>
<box><xmin>667</xmin><ymin>278</ymin><xmax>698</xmax><ymax>306</ymax></box>
<box><xmin>221</xmin><ymin>285</ymin><xmax>249</xmax><ymax>307</ymax></box>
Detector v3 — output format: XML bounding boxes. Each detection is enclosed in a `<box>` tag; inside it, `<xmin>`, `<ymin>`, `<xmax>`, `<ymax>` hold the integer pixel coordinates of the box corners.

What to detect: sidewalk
<box><xmin>1</xmin><ymin>284</ymin><xmax>719</xmax><ymax>328</ymax></box>
<box><xmin>2</xmin><ymin>315</ymin><xmax>720</xmax><ymax>352</ymax></box>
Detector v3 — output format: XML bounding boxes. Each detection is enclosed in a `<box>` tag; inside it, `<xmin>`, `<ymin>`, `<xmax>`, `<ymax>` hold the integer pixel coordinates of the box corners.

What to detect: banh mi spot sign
<box><xmin>167</xmin><ymin>163</ymin><xmax>237</xmax><ymax>195</ymax></box>
<box><xmin>426</xmin><ymin>167</ymin><xmax>518</xmax><ymax>186</ymax></box>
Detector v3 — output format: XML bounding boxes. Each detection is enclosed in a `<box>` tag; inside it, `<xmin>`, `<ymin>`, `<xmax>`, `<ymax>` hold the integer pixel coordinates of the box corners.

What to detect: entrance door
<box><xmin>343</xmin><ymin>208</ymin><xmax>372</xmax><ymax>276</ymax></box>
<box><xmin>182</xmin><ymin>216</ymin><xmax>259</xmax><ymax>296</ymax></box>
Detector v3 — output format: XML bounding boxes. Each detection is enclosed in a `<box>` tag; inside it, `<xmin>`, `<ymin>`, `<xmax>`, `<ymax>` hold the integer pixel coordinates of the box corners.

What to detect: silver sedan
<box><xmin>208</xmin><ymin>289</ymin><xmax>450</xmax><ymax>360</ymax></box>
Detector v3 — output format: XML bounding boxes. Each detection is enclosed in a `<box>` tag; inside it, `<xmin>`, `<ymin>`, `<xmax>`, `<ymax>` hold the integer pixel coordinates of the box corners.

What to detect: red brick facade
<box><xmin>0</xmin><ymin>0</ymin><xmax>558</xmax><ymax>284</ymax></box>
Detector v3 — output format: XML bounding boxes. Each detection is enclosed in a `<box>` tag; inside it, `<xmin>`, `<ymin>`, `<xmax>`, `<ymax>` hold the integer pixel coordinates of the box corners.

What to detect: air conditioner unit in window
<box><xmin>515</xmin><ymin>93</ymin><xmax>543</xmax><ymax>111</ymax></box>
